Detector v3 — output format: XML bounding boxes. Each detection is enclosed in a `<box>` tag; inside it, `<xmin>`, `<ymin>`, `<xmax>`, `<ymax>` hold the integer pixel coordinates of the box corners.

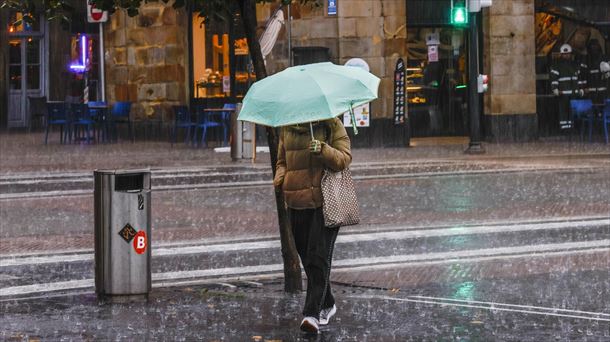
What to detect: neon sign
<box><xmin>69</xmin><ymin>35</ymin><xmax>88</xmax><ymax>73</ymax></box>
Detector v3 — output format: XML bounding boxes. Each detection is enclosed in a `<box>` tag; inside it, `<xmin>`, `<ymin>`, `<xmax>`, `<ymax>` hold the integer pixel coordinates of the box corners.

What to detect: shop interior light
<box><xmin>69</xmin><ymin>35</ymin><xmax>87</xmax><ymax>72</ymax></box>
<box><xmin>456</xmin><ymin>84</ymin><xmax>467</xmax><ymax>89</ymax></box>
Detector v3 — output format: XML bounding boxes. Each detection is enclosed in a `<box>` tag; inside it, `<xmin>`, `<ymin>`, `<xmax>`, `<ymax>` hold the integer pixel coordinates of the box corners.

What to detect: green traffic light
<box><xmin>451</xmin><ymin>7</ymin><xmax>468</xmax><ymax>25</ymax></box>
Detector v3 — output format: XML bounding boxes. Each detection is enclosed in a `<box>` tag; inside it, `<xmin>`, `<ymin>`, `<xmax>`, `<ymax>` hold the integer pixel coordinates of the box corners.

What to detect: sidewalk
<box><xmin>1</xmin><ymin>132</ymin><xmax>609</xmax><ymax>174</ymax></box>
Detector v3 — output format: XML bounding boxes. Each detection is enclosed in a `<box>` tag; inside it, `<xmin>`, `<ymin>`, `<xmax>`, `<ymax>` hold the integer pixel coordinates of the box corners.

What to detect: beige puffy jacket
<box><xmin>273</xmin><ymin>118</ymin><xmax>352</xmax><ymax>209</ymax></box>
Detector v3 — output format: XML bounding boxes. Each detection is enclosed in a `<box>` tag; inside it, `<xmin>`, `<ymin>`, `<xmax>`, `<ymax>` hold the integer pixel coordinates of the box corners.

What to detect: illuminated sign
<box><xmin>69</xmin><ymin>35</ymin><xmax>88</xmax><ymax>73</ymax></box>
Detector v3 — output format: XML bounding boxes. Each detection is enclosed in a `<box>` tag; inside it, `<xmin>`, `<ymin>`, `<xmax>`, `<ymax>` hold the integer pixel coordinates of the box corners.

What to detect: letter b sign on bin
<box><xmin>94</xmin><ymin>169</ymin><xmax>151</xmax><ymax>300</ymax></box>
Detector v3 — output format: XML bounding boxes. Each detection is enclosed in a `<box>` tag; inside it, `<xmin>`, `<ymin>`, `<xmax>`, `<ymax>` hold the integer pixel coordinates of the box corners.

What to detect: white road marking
<box><xmin>241</xmin><ymin>281</ymin><xmax>263</xmax><ymax>287</ymax></box>
<box><xmin>331</xmin><ymin>240</ymin><xmax>610</xmax><ymax>269</ymax></box>
<box><xmin>408</xmin><ymin>295</ymin><xmax>610</xmax><ymax>317</ymax></box>
<box><xmin>2</xmin><ymin>218</ymin><xmax>608</xmax><ymax>267</ymax></box>
<box><xmin>350</xmin><ymin>294</ymin><xmax>610</xmax><ymax>322</ymax></box>
<box><xmin>1</xmin><ymin>242</ymin><xmax>607</xmax><ymax>298</ymax></box>
<box><xmin>2</xmin><ymin>166</ymin><xmax>606</xmax><ymax>200</ymax></box>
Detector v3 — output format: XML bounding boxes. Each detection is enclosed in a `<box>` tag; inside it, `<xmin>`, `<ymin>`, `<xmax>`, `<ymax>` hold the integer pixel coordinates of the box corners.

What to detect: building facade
<box><xmin>1</xmin><ymin>0</ymin><xmax>608</xmax><ymax>145</ymax></box>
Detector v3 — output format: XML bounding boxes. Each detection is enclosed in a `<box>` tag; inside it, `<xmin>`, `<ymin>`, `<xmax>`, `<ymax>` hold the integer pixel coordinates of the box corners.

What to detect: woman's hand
<box><xmin>309</xmin><ymin>140</ymin><xmax>322</xmax><ymax>154</ymax></box>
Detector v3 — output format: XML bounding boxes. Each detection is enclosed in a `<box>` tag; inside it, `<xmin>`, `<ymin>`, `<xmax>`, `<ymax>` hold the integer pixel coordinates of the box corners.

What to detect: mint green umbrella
<box><xmin>238</xmin><ymin>62</ymin><xmax>380</xmax><ymax>134</ymax></box>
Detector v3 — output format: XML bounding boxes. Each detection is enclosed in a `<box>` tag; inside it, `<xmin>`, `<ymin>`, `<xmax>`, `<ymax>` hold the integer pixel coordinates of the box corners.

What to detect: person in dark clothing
<box><xmin>550</xmin><ymin>44</ymin><xmax>585</xmax><ymax>131</ymax></box>
<box><xmin>273</xmin><ymin>118</ymin><xmax>351</xmax><ymax>334</ymax></box>
<box><xmin>585</xmin><ymin>39</ymin><xmax>609</xmax><ymax>104</ymax></box>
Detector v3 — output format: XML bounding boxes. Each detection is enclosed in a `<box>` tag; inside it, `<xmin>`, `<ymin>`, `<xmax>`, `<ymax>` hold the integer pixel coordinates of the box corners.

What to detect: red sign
<box><xmin>87</xmin><ymin>1</ymin><xmax>108</xmax><ymax>23</ymax></box>
<box><xmin>133</xmin><ymin>231</ymin><xmax>147</xmax><ymax>254</ymax></box>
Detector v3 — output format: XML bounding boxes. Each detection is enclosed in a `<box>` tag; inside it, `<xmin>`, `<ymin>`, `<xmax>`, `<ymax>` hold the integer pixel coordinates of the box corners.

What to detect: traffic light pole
<box><xmin>466</xmin><ymin>11</ymin><xmax>485</xmax><ymax>154</ymax></box>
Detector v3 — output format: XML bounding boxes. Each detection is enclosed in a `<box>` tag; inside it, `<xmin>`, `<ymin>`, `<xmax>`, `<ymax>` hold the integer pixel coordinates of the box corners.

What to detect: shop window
<box><xmin>9</xmin><ymin>40</ymin><xmax>22</xmax><ymax>90</ymax></box>
<box><xmin>26</xmin><ymin>39</ymin><xmax>40</xmax><ymax>90</ymax></box>
<box><xmin>406</xmin><ymin>27</ymin><xmax>469</xmax><ymax>137</ymax></box>
<box><xmin>191</xmin><ymin>14</ymin><xmax>255</xmax><ymax>100</ymax></box>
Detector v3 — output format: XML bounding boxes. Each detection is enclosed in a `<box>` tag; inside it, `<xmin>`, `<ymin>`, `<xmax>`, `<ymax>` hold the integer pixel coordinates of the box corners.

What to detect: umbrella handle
<box><xmin>309</xmin><ymin>122</ymin><xmax>315</xmax><ymax>140</ymax></box>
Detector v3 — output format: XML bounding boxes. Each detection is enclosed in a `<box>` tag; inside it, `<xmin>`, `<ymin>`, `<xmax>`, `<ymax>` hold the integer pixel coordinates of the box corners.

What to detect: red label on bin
<box><xmin>133</xmin><ymin>231</ymin><xmax>147</xmax><ymax>254</ymax></box>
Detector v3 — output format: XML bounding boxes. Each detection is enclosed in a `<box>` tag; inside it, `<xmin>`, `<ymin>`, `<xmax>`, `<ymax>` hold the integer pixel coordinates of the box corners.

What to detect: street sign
<box><xmin>393</xmin><ymin>58</ymin><xmax>406</xmax><ymax>125</ymax></box>
<box><xmin>469</xmin><ymin>0</ymin><xmax>493</xmax><ymax>12</ymax></box>
<box><xmin>428</xmin><ymin>45</ymin><xmax>439</xmax><ymax>62</ymax></box>
<box><xmin>328</xmin><ymin>0</ymin><xmax>337</xmax><ymax>15</ymax></box>
<box><xmin>345</xmin><ymin>58</ymin><xmax>370</xmax><ymax>72</ymax></box>
<box><xmin>343</xmin><ymin>58</ymin><xmax>371</xmax><ymax>127</ymax></box>
<box><xmin>87</xmin><ymin>1</ymin><xmax>108</xmax><ymax>23</ymax></box>
<box><xmin>477</xmin><ymin>74</ymin><xmax>489</xmax><ymax>93</ymax></box>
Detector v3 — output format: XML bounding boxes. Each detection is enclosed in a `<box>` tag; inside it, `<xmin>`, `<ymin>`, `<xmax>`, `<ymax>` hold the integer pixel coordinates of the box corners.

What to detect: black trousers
<box><xmin>289</xmin><ymin>207</ymin><xmax>339</xmax><ymax>318</ymax></box>
<box><xmin>558</xmin><ymin>96</ymin><xmax>572</xmax><ymax>123</ymax></box>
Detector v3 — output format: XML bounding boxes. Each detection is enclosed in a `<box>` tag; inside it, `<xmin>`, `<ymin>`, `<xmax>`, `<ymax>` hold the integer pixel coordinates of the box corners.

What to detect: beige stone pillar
<box><xmin>337</xmin><ymin>0</ymin><xmax>406</xmax><ymax>120</ymax></box>
<box><xmin>104</xmin><ymin>3</ymin><xmax>189</xmax><ymax>122</ymax></box>
<box><xmin>483</xmin><ymin>0</ymin><xmax>538</xmax><ymax>141</ymax></box>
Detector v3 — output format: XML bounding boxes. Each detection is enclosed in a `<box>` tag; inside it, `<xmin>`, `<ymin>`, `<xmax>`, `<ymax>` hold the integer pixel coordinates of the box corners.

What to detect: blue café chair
<box><xmin>602</xmin><ymin>99</ymin><xmax>610</xmax><ymax>144</ymax></box>
<box><xmin>45</xmin><ymin>102</ymin><xmax>70</xmax><ymax>144</ymax></box>
<box><xmin>569</xmin><ymin>99</ymin><xmax>594</xmax><ymax>142</ymax></box>
<box><xmin>109</xmin><ymin>101</ymin><xmax>134</xmax><ymax>143</ymax></box>
<box><xmin>88</xmin><ymin>101</ymin><xmax>108</xmax><ymax>143</ymax></box>
<box><xmin>220</xmin><ymin>103</ymin><xmax>236</xmax><ymax>146</ymax></box>
<box><xmin>171</xmin><ymin>105</ymin><xmax>195</xmax><ymax>145</ymax></box>
<box><xmin>193</xmin><ymin>105</ymin><xmax>224</xmax><ymax>147</ymax></box>
<box><xmin>71</xmin><ymin>103</ymin><xmax>96</xmax><ymax>144</ymax></box>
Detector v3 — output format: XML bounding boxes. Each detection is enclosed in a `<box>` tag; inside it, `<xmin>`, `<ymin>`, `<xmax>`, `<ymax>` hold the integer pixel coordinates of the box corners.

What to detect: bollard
<box><xmin>230</xmin><ymin>104</ymin><xmax>243</xmax><ymax>161</ymax></box>
<box><xmin>94</xmin><ymin>169</ymin><xmax>151</xmax><ymax>301</ymax></box>
<box><xmin>230</xmin><ymin>103</ymin><xmax>255</xmax><ymax>161</ymax></box>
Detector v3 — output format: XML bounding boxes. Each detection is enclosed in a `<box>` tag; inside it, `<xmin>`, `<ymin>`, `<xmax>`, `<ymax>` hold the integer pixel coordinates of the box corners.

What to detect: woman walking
<box><xmin>273</xmin><ymin>117</ymin><xmax>352</xmax><ymax>334</ymax></box>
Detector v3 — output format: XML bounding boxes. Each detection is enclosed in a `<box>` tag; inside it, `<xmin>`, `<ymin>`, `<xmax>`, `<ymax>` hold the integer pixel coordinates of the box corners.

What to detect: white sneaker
<box><xmin>319</xmin><ymin>304</ymin><xmax>337</xmax><ymax>325</ymax></box>
<box><xmin>300</xmin><ymin>316</ymin><xmax>320</xmax><ymax>334</ymax></box>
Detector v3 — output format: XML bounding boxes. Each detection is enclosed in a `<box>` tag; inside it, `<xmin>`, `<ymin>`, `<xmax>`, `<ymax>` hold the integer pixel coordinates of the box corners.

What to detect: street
<box><xmin>1</xmin><ymin>149</ymin><xmax>609</xmax><ymax>340</ymax></box>
<box><xmin>2</xmin><ymin>0</ymin><xmax>610</xmax><ymax>338</ymax></box>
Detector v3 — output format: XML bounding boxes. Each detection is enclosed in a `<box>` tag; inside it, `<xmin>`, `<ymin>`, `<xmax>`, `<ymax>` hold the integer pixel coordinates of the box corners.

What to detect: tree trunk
<box><xmin>237</xmin><ymin>0</ymin><xmax>302</xmax><ymax>293</ymax></box>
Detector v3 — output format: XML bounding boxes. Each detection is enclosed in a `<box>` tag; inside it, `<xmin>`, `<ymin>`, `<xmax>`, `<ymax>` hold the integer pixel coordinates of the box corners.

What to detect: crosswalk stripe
<box><xmin>2</xmin><ymin>218</ymin><xmax>607</xmax><ymax>267</ymax></box>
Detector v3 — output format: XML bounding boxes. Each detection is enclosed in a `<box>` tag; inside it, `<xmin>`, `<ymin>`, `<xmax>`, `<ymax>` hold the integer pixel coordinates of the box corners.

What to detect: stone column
<box><xmin>338</xmin><ymin>0</ymin><xmax>407</xmax><ymax>146</ymax></box>
<box><xmin>104</xmin><ymin>3</ymin><xmax>188</xmax><ymax>124</ymax></box>
<box><xmin>483</xmin><ymin>0</ymin><xmax>537</xmax><ymax>142</ymax></box>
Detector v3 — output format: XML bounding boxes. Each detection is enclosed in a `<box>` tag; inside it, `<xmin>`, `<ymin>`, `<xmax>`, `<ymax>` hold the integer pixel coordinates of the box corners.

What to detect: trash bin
<box><xmin>94</xmin><ymin>169</ymin><xmax>151</xmax><ymax>299</ymax></box>
<box><xmin>231</xmin><ymin>103</ymin><xmax>255</xmax><ymax>160</ymax></box>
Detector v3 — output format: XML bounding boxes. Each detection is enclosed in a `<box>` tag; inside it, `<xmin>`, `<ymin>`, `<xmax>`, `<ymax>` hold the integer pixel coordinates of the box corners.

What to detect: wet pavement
<box><xmin>1</xmin><ymin>268</ymin><xmax>609</xmax><ymax>341</ymax></box>
<box><xmin>1</xmin><ymin>131</ymin><xmax>609</xmax><ymax>174</ymax></box>
<box><xmin>1</xmin><ymin>165</ymin><xmax>608</xmax><ymax>253</ymax></box>
<box><xmin>1</xmin><ymin>133</ymin><xmax>609</xmax><ymax>339</ymax></box>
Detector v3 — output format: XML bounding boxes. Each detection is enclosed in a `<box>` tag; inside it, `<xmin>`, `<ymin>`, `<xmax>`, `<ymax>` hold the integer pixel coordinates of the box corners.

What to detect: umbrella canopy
<box><xmin>238</xmin><ymin>62</ymin><xmax>380</xmax><ymax>128</ymax></box>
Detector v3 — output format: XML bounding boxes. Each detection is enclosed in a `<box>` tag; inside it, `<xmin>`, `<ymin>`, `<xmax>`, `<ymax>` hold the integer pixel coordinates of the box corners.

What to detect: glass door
<box><xmin>406</xmin><ymin>27</ymin><xmax>469</xmax><ymax>137</ymax></box>
<box><xmin>7</xmin><ymin>12</ymin><xmax>45</xmax><ymax>128</ymax></box>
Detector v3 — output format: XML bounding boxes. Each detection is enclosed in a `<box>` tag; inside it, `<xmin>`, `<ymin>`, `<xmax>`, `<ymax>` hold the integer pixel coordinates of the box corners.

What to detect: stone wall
<box><xmin>104</xmin><ymin>3</ymin><xmax>188</xmax><ymax>122</ymax></box>
<box><xmin>262</xmin><ymin>1</ymin><xmax>408</xmax><ymax>146</ymax></box>
<box><xmin>270</xmin><ymin>0</ymin><xmax>406</xmax><ymax>119</ymax></box>
<box><xmin>342</xmin><ymin>1</ymin><xmax>408</xmax><ymax>119</ymax></box>
<box><xmin>482</xmin><ymin>0</ymin><xmax>538</xmax><ymax>141</ymax></box>
<box><xmin>339</xmin><ymin>0</ymin><xmax>406</xmax><ymax>119</ymax></box>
